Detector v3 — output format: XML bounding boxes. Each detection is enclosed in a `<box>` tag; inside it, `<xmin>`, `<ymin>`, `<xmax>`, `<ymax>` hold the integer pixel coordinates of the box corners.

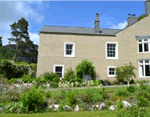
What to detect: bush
<box><xmin>21</xmin><ymin>74</ymin><xmax>34</xmax><ymax>83</ymax></box>
<box><xmin>137</xmin><ymin>96</ymin><xmax>149</xmax><ymax>107</ymax></box>
<box><xmin>115</xmin><ymin>90</ymin><xmax>129</xmax><ymax>97</ymax></box>
<box><xmin>50</xmin><ymin>81</ymin><xmax>58</xmax><ymax>88</ymax></box>
<box><xmin>63</xmin><ymin>68</ymin><xmax>76</xmax><ymax>82</ymax></box>
<box><xmin>127</xmin><ymin>86</ymin><xmax>136</xmax><ymax>92</ymax></box>
<box><xmin>43</xmin><ymin>72</ymin><xmax>59</xmax><ymax>82</ymax></box>
<box><xmin>69</xmin><ymin>77</ymin><xmax>83</xmax><ymax>83</ymax></box>
<box><xmin>20</xmin><ymin>86</ymin><xmax>46</xmax><ymax>113</ymax></box>
<box><xmin>111</xmin><ymin>95</ymin><xmax>125</xmax><ymax>102</ymax></box>
<box><xmin>84</xmin><ymin>88</ymin><xmax>103</xmax><ymax>102</ymax></box>
<box><xmin>116</xmin><ymin>100</ymin><xmax>124</xmax><ymax>109</ymax></box>
<box><xmin>116</xmin><ymin>105</ymin><xmax>147</xmax><ymax>117</ymax></box>
<box><xmin>44</xmin><ymin>91</ymin><xmax>51</xmax><ymax>98</ymax></box>
<box><xmin>9</xmin><ymin>78</ymin><xmax>17</xmax><ymax>83</ymax></box>
<box><xmin>115</xmin><ymin>62</ymin><xmax>136</xmax><ymax>86</ymax></box>
<box><xmin>76</xmin><ymin>59</ymin><xmax>96</xmax><ymax>80</ymax></box>
<box><xmin>2</xmin><ymin>91</ymin><xmax>20</xmax><ymax>102</ymax></box>
<box><xmin>35</xmin><ymin>77</ymin><xmax>46</xmax><ymax>83</ymax></box>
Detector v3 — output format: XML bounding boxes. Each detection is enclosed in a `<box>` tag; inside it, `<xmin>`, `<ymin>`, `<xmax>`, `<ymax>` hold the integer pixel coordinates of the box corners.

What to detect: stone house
<box><xmin>37</xmin><ymin>0</ymin><xmax>150</xmax><ymax>81</ymax></box>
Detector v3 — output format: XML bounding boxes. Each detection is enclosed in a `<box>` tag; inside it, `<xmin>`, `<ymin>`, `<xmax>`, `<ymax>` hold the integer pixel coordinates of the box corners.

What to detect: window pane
<box><xmin>139</xmin><ymin>65</ymin><xmax>144</xmax><ymax>76</ymax></box>
<box><xmin>107</xmin><ymin>44</ymin><xmax>116</xmax><ymax>57</ymax></box>
<box><xmin>144</xmin><ymin>43</ymin><xmax>149</xmax><ymax>52</ymax></box>
<box><xmin>109</xmin><ymin>68</ymin><xmax>115</xmax><ymax>75</ymax></box>
<box><xmin>66</xmin><ymin>50</ymin><xmax>70</xmax><ymax>55</ymax></box>
<box><xmin>139</xmin><ymin>60</ymin><xmax>143</xmax><ymax>63</ymax></box>
<box><xmin>66</xmin><ymin>45</ymin><xmax>70</xmax><ymax>49</ymax></box>
<box><xmin>139</xmin><ymin>40</ymin><xmax>142</xmax><ymax>42</ymax></box>
<box><xmin>144</xmin><ymin>39</ymin><xmax>148</xmax><ymax>41</ymax></box>
<box><xmin>56</xmin><ymin>67</ymin><xmax>62</xmax><ymax>72</ymax></box>
<box><xmin>145</xmin><ymin>65</ymin><xmax>150</xmax><ymax>76</ymax></box>
<box><xmin>139</xmin><ymin>44</ymin><xmax>143</xmax><ymax>52</ymax></box>
<box><xmin>145</xmin><ymin>60</ymin><xmax>149</xmax><ymax>63</ymax></box>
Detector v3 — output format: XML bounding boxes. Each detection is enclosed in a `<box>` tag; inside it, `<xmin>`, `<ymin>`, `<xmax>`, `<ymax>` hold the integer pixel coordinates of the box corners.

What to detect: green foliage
<box><xmin>0</xmin><ymin>59</ymin><xmax>36</xmax><ymax>79</ymax></box>
<box><xmin>84</xmin><ymin>88</ymin><xmax>103</xmax><ymax>102</ymax></box>
<box><xmin>115</xmin><ymin>62</ymin><xmax>136</xmax><ymax>84</ymax></box>
<box><xmin>137</xmin><ymin>96</ymin><xmax>149</xmax><ymax>107</ymax></box>
<box><xmin>76</xmin><ymin>59</ymin><xmax>96</xmax><ymax>80</ymax></box>
<box><xmin>69</xmin><ymin>77</ymin><xmax>83</xmax><ymax>83</ymax></box>
<box><xmin>21</xmin><ymin>74</ymin><xmax>34</xmax><ymax>83</ymax></box>
<box><xmin>115</xmin><ymin>90</ymin><xmax>129</xmax><ymax>97</ymax></box>
<box><xmin>63</xmin><ymin>68</ymin><xmax>76</xmax><ymax>81</ymax></box>
<box><xmin>50</xmin><ymin>81</ymin><xmax>58</xmax><ymax>88</ymax></box>
<box><xmin>20</xmin><ymin>86</ymin><xmax>46</xmax><ymax>113</ymax></box>
<box><xmin>43</xmin><ymin>72</ymin><xmax>59</xmax><ymax>82</ymax></box>
<box><xmin>59</xmin><ymin>90</ymin><xmax>79</xmax><ymax>108</ymax></box>
<box><xmin>2</xmin><ymin>91</ymin><xmax>20</xmax><ymax>102</ymax></box>
<box><xmin>111</xmin><ymin>95</ymin><xmax>125</xmax><ymax>102</ymax></box>
<box><xmin>9</xmin><ymin>78</ymin><xmax>17</xmax><ymax>83</ymax></box>
<box><xmin>116</xmin><ymin>100</ymin><xmax>124</xmax><ymax>109</ymax></box>
<box><xmin>35</xmin><ymin>77</ymin><xmax>46</xmax><ymax>83</ymax></box>
<box><xmin>127</xmin><ymin>86</ymin><xmax>136</xmax><ymax>92</ymax></box>
<box><xmin>44</xmin><ymin>91</ymin><xmax>51</xmax><ymax>98</ymax></box>
<box><xmin>116</xmin><ymin>105</ymin><xmax>147</xmax><ymax>117</ymax></box>
<box><xmin>137</xmin><ymin>14</ymin><xmax>146</xmax><ymax>21</ymax></box>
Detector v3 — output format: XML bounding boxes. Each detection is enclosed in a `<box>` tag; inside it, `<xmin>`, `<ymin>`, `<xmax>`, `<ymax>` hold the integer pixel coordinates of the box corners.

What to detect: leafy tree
<box><xmin>0</xmin><ymin>36</ymin><xmax>2</xmax><ymax>47</ymax></box>
<box><xmin>8</xmin><ymin>17</ymin><xmax>38</xmax><ymax>63</ymax></box>
<box><xmin>115</xmin><ymin>62</ymin><xmax>136</xmax><ymax>87</ymax></box>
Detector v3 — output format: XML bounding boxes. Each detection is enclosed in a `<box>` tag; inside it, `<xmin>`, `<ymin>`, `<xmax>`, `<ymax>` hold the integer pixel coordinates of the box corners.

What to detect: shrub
<box><xmin>84</xmin><ymin>88</ymin><xmax>103</xmax><ymax>102</ymax></box>
<box><xmin>20</xmin><ymin>86</ymin><xmax>46</xmax><ymax>113</ymax></box>
<box><xmin>111</xmin><ymin>95</ymin><xmax>125</xmax><ymax>102</ymax></box>
<box><xmin>35</xmin><ymin>77</ymin><xmax>46</xmax><ymax>83</ymax></box>
<box><xmin>2</xmin><ymin>91</ymin><xmax>20</xmax><ymax>102</ymax></box>
<box><xmin>127</xmin><ymin>86</ymin><xmax>136</xmax><ymax>92</ymax></box>
<box><xmin>115</xmin><ymin>62</ymin><xmax>136</xmax><ymax>87</ymax></box>
<box><xmin>137</xmin><ymin>96</ymin><xmax>149</xmax><ymax>107</ymax></box>
<box><xmin>44</xmin><ymin>91</ymin><xmax>51</xmax><ymax>98</ymax></box>
<box><xmin>116</xmin><ymin>105</ymin><xmax>147</xmax><ymax>117</ymax></box>
<box><xmin>43</xmin><ymin>72</ymin><xmax>59</xmax><ymax>82</ymax></box>
<box><xmin>69</xmin><ymin>77</ymin><xmax>83</xmax><ymax>83</ymax></box>
<box><xmin>115</xmin><ymin>90</ymin><xmax>129</xmax><ymax>97</ymax></box>
<box><xmin>50</xmin><ymin>81</ymin><xmax>58</xmax><ymax>88</ymax></box>
<box><xmin>116</xmin><ymin>100</ymin><xmax>124</xmax><ymax>109</ymax></box>
<box><xmin>21</xmin><ymin>74</ymin><xmax>34</xmax><ymax>83</ymax></box>
<box><xmin>9</xmin><ymin>78</ymin><xmax>17</xmax><ymax>83</ymax></box>
<box><xmin>63</xmin><ymin>68</ymin><xmax>76</xmax><ymax>82</ymax></box>
<box><xmin>76</xmin><ymin>59</ymin><xmax>96</xmax><ymax>80</ymax></box>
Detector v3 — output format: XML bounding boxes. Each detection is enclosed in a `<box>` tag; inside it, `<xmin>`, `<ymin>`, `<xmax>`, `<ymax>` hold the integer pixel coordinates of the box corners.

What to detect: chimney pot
<box><xmin>94</xmin><ymin>13</ymin><xmax>100</xmax><ymax>33</ymax></box>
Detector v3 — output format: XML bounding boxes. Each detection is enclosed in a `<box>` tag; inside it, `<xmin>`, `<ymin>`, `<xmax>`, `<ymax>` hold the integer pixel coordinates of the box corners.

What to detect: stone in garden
<box><xmin>74</xmin><ymin>105</ymin><xmax>79</xmax><ymax>111</ymax></box>
<box><xmin>99</xmin><ymin>102</ymin><xmax>106</xmax><ymax>110</ymax></box>
<box><xmin>0</xmin><ymin>107</ymin><xmax>3</xmax><ymax>113</ymax></box>
<box><xmin>122</xmin><ymin>101</ymin><xmax>131</xmax><ymax>107</ymax></box>
<box><xmin>17</xmin><ymin>79</ymin><xmax>22</xmax><ymax>84</ymax></box>
<box><xmin>109</xmin><ymin>105</ymin><xmax>115</xmax><ymax>111</ymax></box>
<box><xmin>63</xmin><ymin>105</ymin><xmax>73</xmax><ymax>111</ymax></box>
<box><xmin>49</xmin><ymin>104</ymin><xmax>60</xmax><ymax>111</ymax></box>
<box><xmin>14</xmin><ymin>84</ymin><xmax>20</xmax><ymax>88</ymax></box>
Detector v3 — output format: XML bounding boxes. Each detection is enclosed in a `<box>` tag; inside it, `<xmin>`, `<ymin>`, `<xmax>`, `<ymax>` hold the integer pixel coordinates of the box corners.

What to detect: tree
<box><xmin>115</xmin><ymin>62</ymin><xmax>136</xmax><ymax>87</ymax></box>
<box><xmin>8</xmin><ymin>17</ymin><xmax>38</xmax><ymax>63</ymax></box>
<box><xmin>0</xmin><ymin>36</ymin><xmax>2</xmax><ymax>47</ymax></box>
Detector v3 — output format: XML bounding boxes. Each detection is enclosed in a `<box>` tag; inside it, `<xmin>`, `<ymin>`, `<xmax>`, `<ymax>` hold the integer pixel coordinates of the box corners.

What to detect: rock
<box><xmin>23</xmin><ymin>83</ymin><xmax>32</xmax><ymax>88</ymax></box>
<box><xmin>17</xmin><ymin>79</ymin><xmax>22</xmax><ymax>84</ymax></box>
<box><xmin>13</xmin><ymin>84</ymin><xmax>20</xmax><ymax>88</ymax></box>
<box><xmin>63</xmin><ymin>105</ymin><xmax>73</xmax><ymax>111</ymax></box>
<box><xmin>0</xmin><ymin>107</ymin><xmax>3</xmax><ymax>113</ymax></box>
<box><xmin>109</xmin><ymin>105</ymin><xmax>115</xmax><ymax>111</ymax></box>
<box><xmin>49</xmin><ymin>104</ymin><xmax>60</xmax><ymax>111</ymax></box>
<box><xmin>99</xmin><ymin>102</ymin><xmax>106</xmax><ymax>110</ymax></box>
<box><xmin>122</xmin><ymin>101</ymin><xmax>131</xmax><ymax>107</ymax></box>
<box><xmin>74</xmin><ymin>105</ymin><xmax>79</xmax><ymax>111</ymax></box>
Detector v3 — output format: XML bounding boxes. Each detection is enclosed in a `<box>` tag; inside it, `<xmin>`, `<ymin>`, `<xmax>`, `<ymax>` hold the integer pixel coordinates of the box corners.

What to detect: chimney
<box><xmin>127</xmin><ymin>14</ymin><xmax>137</xmax><ymax>26</ymax></box>
<box><xmin>94</xmin><ymin>13</ymin><xmax>100</xmax><ymax>33</ymax></box>
<box><xmin>145</xmin><ymin>0</ymin><xmax>150</xmax><ymax>15</ymax></box>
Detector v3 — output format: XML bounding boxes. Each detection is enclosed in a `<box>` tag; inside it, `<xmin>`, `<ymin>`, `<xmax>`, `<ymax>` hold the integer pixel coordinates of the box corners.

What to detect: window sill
<box><xmin>64</xmin><ymin>55</ymin><xmax>75</xmax><ymax>58</ymax></box>
<box><xmin>106</xmin><ymin>57</ymin><xmax>118</xmax><ymax>60</ymax></box>
<box><xmin>139</xmin><ymin>76</ymin><xmax>150</xmax><ymax>78</ymax></box>
<box><xmin>107</xmin><ymin>75</ymin><xmax>116</xmax><ymax>78</ymax></box>
<box><xmin>138</xmin><ymin>52</ymin><xmax>150</xmax><ymax>54</ymax></box>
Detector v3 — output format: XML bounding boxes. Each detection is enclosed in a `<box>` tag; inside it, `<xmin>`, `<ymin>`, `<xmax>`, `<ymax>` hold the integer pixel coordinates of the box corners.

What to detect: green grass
<box><xmin>1</xmin><ymin>107</ymin><xmax>150</xmax><ymax>117</ymax></box>
<box><xmin>0</xmin><ymin>110</ymin><xmax>116</xmax><ymax>117</ymax></box>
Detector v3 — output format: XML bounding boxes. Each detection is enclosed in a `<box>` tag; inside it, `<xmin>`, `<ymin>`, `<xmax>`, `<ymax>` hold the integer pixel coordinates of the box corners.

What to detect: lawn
<box><xmin>1</xmin><ymin>107</ymin><xmax>150</xmax><ymax>117</ymax></box>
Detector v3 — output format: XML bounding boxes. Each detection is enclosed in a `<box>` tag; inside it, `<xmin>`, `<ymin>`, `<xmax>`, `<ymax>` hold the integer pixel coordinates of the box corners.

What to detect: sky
<box><xmin>0</xmin><ymin>1</ymin><xmax>146</xmax><ymax>46</ymax></box>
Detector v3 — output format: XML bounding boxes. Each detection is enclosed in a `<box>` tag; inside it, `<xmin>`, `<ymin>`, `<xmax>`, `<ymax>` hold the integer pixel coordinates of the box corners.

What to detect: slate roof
<box><xmin>40</xmin><ymin>25</ymin><xmax>121</xmax><ymax>36</ymax></box>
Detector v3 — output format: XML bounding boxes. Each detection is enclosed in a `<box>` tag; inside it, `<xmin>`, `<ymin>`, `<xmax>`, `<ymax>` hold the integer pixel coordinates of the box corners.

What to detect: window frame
<box><xmin>106</xmin><ymin>42</ymin><xmax>118</xmax><ymax>59</ymax></box>
<box><xmin>139</xmin><ymin>60</ymin><xmax>150</xmax><ymax>78</ymax></box>
<box><xmin>107</xmin><ymin>66</ymin><xmax>116</xmax><ymax>77</ymax></box>
<box><xmin>64</xmin><ymin>42</ymin><xmax>75</xmax><ymax>57</ymax></box>
<box><xmin>53</xmin><ymin>64</ymin><xmax>64</xmax><ymax>78</ymax></box>
<box><xmin>137</xmin><ymin>39</ymin><xmax>150</xmax><ymax>54</ymax></box>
